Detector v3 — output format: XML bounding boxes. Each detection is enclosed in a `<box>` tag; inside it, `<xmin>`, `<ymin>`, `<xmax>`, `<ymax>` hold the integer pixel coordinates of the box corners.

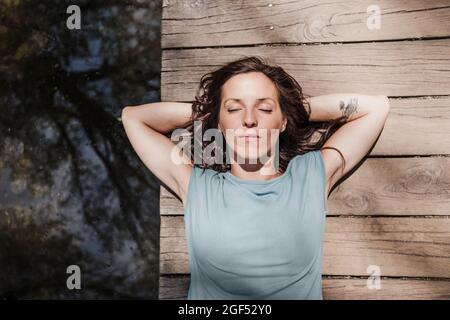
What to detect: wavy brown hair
<box><xmin>179</xmin><ymin>56</ymin><xmax>346</xmax><ymax>174</ymax></box>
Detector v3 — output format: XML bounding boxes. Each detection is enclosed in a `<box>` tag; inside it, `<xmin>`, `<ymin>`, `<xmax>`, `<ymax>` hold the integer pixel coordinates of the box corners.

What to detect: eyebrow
<box><xmin>224</xmin><ymin>98</ymin><xmax>276</xmax><ymax>105</ymax></box>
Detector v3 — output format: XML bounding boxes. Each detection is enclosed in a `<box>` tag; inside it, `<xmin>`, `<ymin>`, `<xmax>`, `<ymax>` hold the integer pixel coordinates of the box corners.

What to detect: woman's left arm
<box><xmin>306</xmin><ymin>94</ymin><xmax>391</xmax><ymax>194</ymax></box>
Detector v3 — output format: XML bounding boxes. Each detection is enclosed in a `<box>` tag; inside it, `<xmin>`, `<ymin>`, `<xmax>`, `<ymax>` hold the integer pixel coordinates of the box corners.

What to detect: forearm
<box><xmin>121</xmin><ymin>102</ymin><xmax>192</xmax><ymax>134</ymax></box>
<box><xmin>306</xmin><ymin>93</ymin><xmax>390</xmax><ymax>122</ymax></box>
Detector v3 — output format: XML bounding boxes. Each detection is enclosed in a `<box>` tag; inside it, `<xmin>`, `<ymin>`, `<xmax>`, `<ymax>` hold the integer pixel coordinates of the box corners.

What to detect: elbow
<box><xmin>121</xmin><ymin>106</ymin><xmax>133</xmax><ymax>122</ymax></box>
<box><xmin>381</xmin><ymin>95</ymin><xmax>390</xmax><ymax>110</ymax></box>
<box><xmin>376</xmin><ymin>95</ymin><xmax>390</xmax><ymax>114</ymax></box>
<box><xmin>122</xmin><ymin>105</ymin><xmax>130</xmax><ymax>115</ymax></box>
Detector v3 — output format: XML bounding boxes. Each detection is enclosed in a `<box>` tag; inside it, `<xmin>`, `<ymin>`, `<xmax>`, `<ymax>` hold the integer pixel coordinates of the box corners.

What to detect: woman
<box><xmin>121</xmin><ymin>56</ymin><xmax>390</xmax><ymax>299</ymax></box>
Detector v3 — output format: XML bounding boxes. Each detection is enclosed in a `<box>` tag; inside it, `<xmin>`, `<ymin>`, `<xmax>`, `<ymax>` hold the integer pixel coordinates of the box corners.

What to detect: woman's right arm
<box><xmin>121</xmin><ymin>102</ymin><xmax>194</xmax><ymax>206</ymax></box>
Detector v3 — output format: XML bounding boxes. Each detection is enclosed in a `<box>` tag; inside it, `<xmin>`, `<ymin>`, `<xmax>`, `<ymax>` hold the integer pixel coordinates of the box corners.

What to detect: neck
<box><xmin>229</xmin><ymin>155</ymin><xmax>280</xmax><ymax>181</ymax></box>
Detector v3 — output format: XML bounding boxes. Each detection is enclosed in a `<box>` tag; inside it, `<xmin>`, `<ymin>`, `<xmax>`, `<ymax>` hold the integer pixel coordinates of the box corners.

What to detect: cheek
<box><xmin>218</xmin><ymin>115</ymin><xmax>234</xmax><ymax>131</ymax></box>
<box><xmin>261</xmin><ymin>127</ymin><xmax>281</xmax><ymax>140</ymax></box>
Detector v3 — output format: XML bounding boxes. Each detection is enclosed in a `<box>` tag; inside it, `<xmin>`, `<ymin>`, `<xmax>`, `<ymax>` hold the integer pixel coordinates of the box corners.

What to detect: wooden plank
<box><xmin>323</xmin><ymin>217</ymin><xmax>450</xmax><ymax>278</ymax></box>
<box><xmin>161</xmin><ymin>97</ymin><xmax>450</xmax><ymax>156</ymax></box>
<box><xmin>322</xmin><ymin>277</ymin><xmax>450</xmax><ymax>300</ymax></box>
<box><xmin>380</xmin><ymin>97</ymin><xmax>450</xmax><ymax>155</ymax></box>
<box><xmin>162</xmin><ymin>0</ymin><xmax>450</xmax><ymax>48</ymax></box>
<box><xmin>161</xmin><ymin>40</ymin><xmax>450</xmax><ymax>100</ymax></box>
<box><xmin>159</xmin><ymin>275</ymin><xmax>450</xmax><ymax>300</ymax></box>
<box><xmin>159</xmin><ymin>216</ymin><xmax>450</xmax><ymax>277</ymax></box>
<box><xmin>160</xmin><ymin>156</ymin><xmax>450</xmax><ymax>216</ymax></box>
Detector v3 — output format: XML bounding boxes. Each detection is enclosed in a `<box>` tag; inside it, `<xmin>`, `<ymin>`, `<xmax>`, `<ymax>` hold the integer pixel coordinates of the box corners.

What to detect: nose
<box><xmin>242</xmin><ymin>109</ymin><xmax>257</xmax><ymax>128</ymax></box>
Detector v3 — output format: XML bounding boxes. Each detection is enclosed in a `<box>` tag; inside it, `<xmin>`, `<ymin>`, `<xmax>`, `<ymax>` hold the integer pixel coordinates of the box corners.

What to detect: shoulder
<box><xmin>183</xmin><ymin>165</ymin><xmax>223</xmax><ymax>210</ymax></box>
<box><xmin>289</xmin><ymin>150</ymin><xmax>327</xmax><ymax>186</ymax></box>
<box><xmin>187</xmin><ymin>165</ymin><xmax>222</xmax><ymax>192</ymax></box>
<box><xmin>289</xmin><ymin>150</ymin><xmax>323</xmax><ymax>170</ymax></box>
<box><xmin>190</xmin><ymin>165</ymin><xmax>221</xmax><ymax>180</ymax></box>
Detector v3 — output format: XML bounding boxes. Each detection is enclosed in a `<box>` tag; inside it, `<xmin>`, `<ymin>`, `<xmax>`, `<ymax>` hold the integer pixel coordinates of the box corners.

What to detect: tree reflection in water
<box><xmin>0</xmin><ymin>0</ymin><xmax>162</xmax><ymax>298</ymax></box>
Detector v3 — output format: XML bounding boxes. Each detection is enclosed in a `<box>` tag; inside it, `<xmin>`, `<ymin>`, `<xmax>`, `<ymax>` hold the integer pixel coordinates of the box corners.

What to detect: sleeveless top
<box><xmin>184</xmin><ymin>150</ymin><xmax>328</xmax><ymax>300</ymax></box>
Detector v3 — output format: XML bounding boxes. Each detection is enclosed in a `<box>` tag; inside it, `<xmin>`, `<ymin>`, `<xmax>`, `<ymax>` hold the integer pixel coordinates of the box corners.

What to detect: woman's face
<box><xmin>218</xmin><ymin>72</ymin><xmax>287</xmax><ymax>165</ymax></box>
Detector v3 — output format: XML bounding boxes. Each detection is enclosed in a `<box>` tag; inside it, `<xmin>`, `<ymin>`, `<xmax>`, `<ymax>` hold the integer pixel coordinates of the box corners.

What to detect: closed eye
<box><xmin>227</xmin><ymin>108</ymin><xmax>272</xmax><ymax>113</ymax></box>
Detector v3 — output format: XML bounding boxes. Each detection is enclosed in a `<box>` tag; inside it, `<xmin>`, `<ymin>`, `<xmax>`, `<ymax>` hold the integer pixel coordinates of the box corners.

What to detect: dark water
<box><xmin>0</xmin><ymin>0</ymin><xmax>162</xmax><ymax>299</ymax></box>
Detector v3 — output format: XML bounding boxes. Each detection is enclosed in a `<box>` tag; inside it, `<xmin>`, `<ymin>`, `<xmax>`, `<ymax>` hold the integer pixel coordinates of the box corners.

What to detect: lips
<box><xmin>239</xmin><ymin>130</ymin><xmax>260</xmax><ymax>138</ymax></box>
<box><xmin>239</xmin><ymin>134</ymin><xmax>260</xmax><ymax>138</ymax></box>
<box><xmin>236</xmin><ymin>129</ymin><xmax>261</xmax><ymax>142</ymax></box>
<box><xmin>239</xmin><ymin>135</ymin><xmax>260</xmax><ymax>142</ymax></box>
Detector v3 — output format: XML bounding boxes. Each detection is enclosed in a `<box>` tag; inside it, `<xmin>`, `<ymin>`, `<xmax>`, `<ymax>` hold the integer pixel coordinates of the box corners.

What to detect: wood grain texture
<box><xmin>160</xmin><ymin>0</ymin><xmax>450</xmax><ymax>300</ymax></box>
<box><xmin>159</xmin><ymin>215</ymin><xmax>450</xmax><ymax>277</ymax></box>
<box><xmin>381</xmin><ymin>97</ymin><xmax>450</xmax><ymax>155</ymax></box>
<box><xmin>162</xmin><ymin>0</ymin><xmax>450</xmax><ymax>48</ymax></box>
<box><xmin>161</xmin><ymin>40</ymin><xmax>450</xmax><ymax>100</ymax></box>
<box><xmin>161</xmin><ymin>155</ymin><xmax>450</xmax><ymax>216</ymax></box>
<box><xmin>159</xmin><ymin>275</ymin><xmax>450</xmax><ymax>300</ymax></box>
<box><xmin>160</xmin><ymin>97</ymin><xmax>450</xmax><ymax>155</ymax></box>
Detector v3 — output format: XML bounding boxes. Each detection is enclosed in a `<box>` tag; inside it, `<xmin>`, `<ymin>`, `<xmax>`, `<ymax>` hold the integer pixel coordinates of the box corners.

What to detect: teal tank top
<box><xmin>184</xmin><ymin>150</ymin><xmax>328</xmax><ymax>299</ymax></box>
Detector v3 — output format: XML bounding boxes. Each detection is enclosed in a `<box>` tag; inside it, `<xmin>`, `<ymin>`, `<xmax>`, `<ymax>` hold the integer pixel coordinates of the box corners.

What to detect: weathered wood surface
<box><xmin>161</xmin><ymin>155</ymin><xmax>450</xmax><ymax>216</ymax></box>
<box><xmin>160</xmin><ymin>97</ymin><xmax>450</xmax><ymax>156</ymax></box>
<box><xmin>159</xmin><ymin>275</ymin><xmax>450</xmax><ymax>300</ymax></box>
<box><xmin>162</xmin><ymin>0</ymin><xmax>450</xmax><ymax>48</ymax></box>
<box><xmin>159</xmin><ymin>215</ymin><xmax>450</xmax><ymax>278</ymax></box>
<box><xmin>161</xmin><ymin>40</ymin><xmax>450</xmax><ymax>100</ymax></box>
<box><xmin>160</xmin><ymin>0</ymin><xmax>450</xmax><ymax>300</ymax></box>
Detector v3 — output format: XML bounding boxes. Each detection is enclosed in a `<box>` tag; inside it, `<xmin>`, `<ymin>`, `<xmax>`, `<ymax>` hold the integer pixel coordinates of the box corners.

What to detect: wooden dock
<box><xmin>158</xmin><ymin>0</ymin><xmax>450</xmax><ymax>299</ymax></box>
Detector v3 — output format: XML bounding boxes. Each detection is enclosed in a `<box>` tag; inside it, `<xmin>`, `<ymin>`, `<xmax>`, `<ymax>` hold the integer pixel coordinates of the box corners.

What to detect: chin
<box><xmin>233</xmin><ymin>148</ymin><xmax>272</xmax><ymax>165</ymax></box>
<box><xmin>225</xmin><ymin>138</ymin><xmax>275</xmax><ymax>165</ymax></box>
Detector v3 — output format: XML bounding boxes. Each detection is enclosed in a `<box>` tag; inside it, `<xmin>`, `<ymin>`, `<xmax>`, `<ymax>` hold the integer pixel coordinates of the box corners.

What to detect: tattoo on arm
<box><xmin>339</xmin><ymin>98</ymin><xmax>358</xmax><ymax>120</ymax></box>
